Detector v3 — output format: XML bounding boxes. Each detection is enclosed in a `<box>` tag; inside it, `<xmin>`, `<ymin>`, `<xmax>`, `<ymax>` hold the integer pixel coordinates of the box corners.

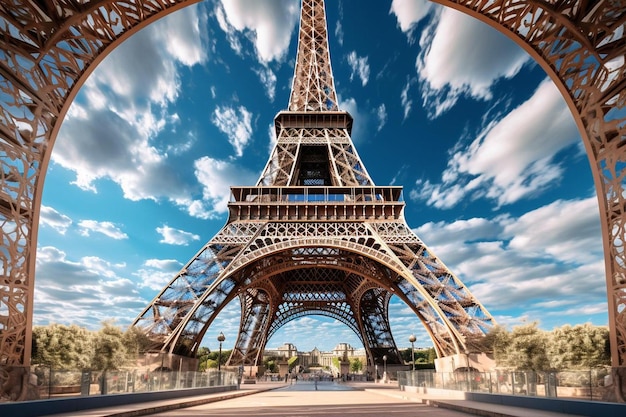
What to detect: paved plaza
<box><xmin>42</xmin><ymin>381</ymin><xmax>594</xmax><ymax>417</ymax></box>
<box><xmin>140</xmin><ymin>381</ymin><xmax>473</xmax><ymax>417</ymax></box>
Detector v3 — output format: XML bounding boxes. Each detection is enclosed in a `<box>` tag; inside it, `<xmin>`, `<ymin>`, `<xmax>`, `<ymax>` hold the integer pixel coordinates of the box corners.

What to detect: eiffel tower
<box><xmin>133</xmin><ymin>0</ymin><xmax>494</xmax><ymax>369</ymax></box>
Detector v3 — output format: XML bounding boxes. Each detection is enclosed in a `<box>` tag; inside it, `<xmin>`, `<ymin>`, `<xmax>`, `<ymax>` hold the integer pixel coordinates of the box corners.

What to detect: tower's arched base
<box><xmin>140</xmin><ymin>352</ymin><xmax>199</xmax><ymax>373</ymax></box>
<box><xmin>435</xmin><ymin>353</ymin><xmax>496</xmax><ymax>373</ymax></box>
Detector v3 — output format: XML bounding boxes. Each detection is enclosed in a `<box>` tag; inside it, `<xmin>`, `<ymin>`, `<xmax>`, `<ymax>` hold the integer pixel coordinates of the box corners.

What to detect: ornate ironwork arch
<box><xmin>0</xmin><ymin>0</ymin><xmax>202</xmax><ymax>369</ymax></box>
<box><xmin>435</xmin><ymin>0</ymin><xmax>626</xmax><ymax>370</ymax></box>
<box><xmin>0</xmin><ymin>0</ymin><xmax>624</xmax><ymax>393</ymax></box>
<box><xmin>153</xmin><ymin>240</ymin><xmax>458</xmax><ymax>363</ymax></box>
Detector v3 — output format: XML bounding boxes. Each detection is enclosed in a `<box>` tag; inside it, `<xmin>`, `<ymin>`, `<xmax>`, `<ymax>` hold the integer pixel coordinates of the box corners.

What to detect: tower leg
<box><xmin>228</xmin><ymin>289</ymin><xmax>274</xmax><ymax>367</ymax></box>
<box><xmin>142</xmin><ymin>352</ymin><xmax>199</xmax><ymax>372</ymax></box>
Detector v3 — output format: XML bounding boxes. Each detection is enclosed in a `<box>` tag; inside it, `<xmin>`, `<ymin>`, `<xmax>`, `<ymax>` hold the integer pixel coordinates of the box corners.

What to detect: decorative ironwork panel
<box><xmin>437</xmin><ymin>0</ymin><xmax>626</xmax><ymax>368</ymax></box>
<box><xmin>0</xmin><ymin>0</ymin><xmax>199</xmax><ymax>369</ymax></box>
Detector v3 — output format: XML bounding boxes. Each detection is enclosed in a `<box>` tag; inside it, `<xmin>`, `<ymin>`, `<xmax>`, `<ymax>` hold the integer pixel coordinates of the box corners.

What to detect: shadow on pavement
<box><xmin>276</xmin><ymin>381</ymin><xmax>356</xmax><ymax>391</ymax></box>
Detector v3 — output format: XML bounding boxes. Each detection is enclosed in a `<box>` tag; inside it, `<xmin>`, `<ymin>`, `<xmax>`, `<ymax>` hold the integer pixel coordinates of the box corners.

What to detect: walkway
<box><xmin>355</xmin><ymin>382</ymin><xmax>582</xmax><ymax>417</ymax></box>
<box><xmin>45</xmin><ymin>381</ymin><xmax>589</xmax><ymax>417</ymax></box>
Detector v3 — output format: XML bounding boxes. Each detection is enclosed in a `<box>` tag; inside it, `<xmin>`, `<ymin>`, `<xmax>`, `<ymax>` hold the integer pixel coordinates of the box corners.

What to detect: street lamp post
<box><xmin>217</xmin><ymin>332</ymin><xmax>225</xmax><ymax>371</ymax></box>
<box><xmin>409</xmin><ymin>334</ymin><xmax>416</xmax><ymax>371</ymax></box>
<box><xmin>382</xmin><ymin>355</ymin><xmax>388</xmax><ymax>383</ymax></box>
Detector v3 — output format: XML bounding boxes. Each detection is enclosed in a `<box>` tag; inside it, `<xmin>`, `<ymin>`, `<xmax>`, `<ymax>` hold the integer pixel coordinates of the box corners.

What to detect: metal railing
<box><xmin>397</xmin><ymin>368</ymin><xmax>614</xmax><ymax>402</ymax></box>
<box><xmin>7</xmin><ymin>366</ymin><xmax>238</xmax><ymax>401</ymax></box>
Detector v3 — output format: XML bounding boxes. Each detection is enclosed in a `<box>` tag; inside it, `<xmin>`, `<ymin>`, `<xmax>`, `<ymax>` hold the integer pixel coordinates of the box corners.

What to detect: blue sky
<box><xmin>35</xmin><ymin>0</ymin><xmax>606</xmax><ymax>354</ymax></box>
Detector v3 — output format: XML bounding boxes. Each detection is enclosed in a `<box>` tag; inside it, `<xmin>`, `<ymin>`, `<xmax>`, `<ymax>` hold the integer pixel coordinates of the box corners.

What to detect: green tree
<box><xmin>350</xmin><ymin>358</ymin><xmax>363</xmax><ymax>373</ymax></box>
<box><xmin>427</xmin><ymin>347</ymin><xmax>437</xmax><ymax>363</ymax></box>
<box><xmin>400</xmin><ymin>348</ymin><xmax>412</xmax><ymax>363</ymax></box>
<box><xmin>486</xmin><ymin>323</ymin><xmax>611</xmax><ymax>371</ymax></box>
<box><xmin>91</xmin><ymin>321</ymin><xmax>128</xmax><ymax>370</ymax></box>
<box><xmin>123</xmin><ymin>326</ymin><xmax>153</xmax><ymax>362</ymax></box>
<box><xmin>196</xmin><ymin>346</ymin><xmax>212</xmax><ymax>371</ymax></box>
<box><xmin>494</xmin><ymin>322</ymin><xmax>549</xmax><ymax>371</ymax></box>
<box><xmin>32</xmin><ymin>323</ymin><xmax>94</xmax><ymax>369</ymax></box>
<box><xmin>401</xmin><ymin>347</ymin><xmax>437</xmax><ymax>364</ymax></box>
<box><xmin>415</xmin><ymin>348</ymin><xmax>436</xmax><ymax>364</ymax></box>
<box><xmin>204</xmin><ymin>359</ymin><xmax>219</xmax><ymax>369</ymax></box>
<box><xmin>512</xmin><ymin>323</ymin><xmax>549</xmax><ymax>371</ymax></box>
<box><xmin>199</xmin><ymin>349</ymin><xmax>231</xmax><ymax>369</ymax></box>
<box><xmin>547</xmin><ymin>324</ymin><xmax>610</xmax><ymax>370</ymax></box>
<box><xmin>263</xmin><ymin>357</ymin><xmax>279</xmax><ymax>373</ymax></box>
<box><xmin>482</xmin><ymin>325</ymin><xmax>514</xmax><ymax>366</ymax></box>
<box><xmin>218</xmin><ymin>349</ymin><xmax>232</xmax><ymax>367</ymax></box>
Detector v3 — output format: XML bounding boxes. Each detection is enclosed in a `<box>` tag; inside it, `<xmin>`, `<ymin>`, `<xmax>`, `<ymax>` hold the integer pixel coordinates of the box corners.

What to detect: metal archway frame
<box><xmin>0</xmin><ymin>0</ymin><xmax>624</xmax><ymax>381</ymax></box>
<box><xmin>433</xmin><ymin>0</ymin><xmax>626</xmax><ymax>373</ymax></box>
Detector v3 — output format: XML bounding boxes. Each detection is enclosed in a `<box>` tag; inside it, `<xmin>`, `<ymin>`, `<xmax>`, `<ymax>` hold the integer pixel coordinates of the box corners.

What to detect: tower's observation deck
<box><xmin>274</xmin><ymin>111</ymin><xmax>353</xmax><ymax>135</ymax></box>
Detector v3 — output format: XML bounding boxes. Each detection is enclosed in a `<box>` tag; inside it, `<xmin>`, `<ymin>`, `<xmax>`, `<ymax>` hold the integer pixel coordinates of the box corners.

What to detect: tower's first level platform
<box><xmin>228</xmin><ymin>186</ymin><xmax>405</xmax><ymax>222</ymax></box>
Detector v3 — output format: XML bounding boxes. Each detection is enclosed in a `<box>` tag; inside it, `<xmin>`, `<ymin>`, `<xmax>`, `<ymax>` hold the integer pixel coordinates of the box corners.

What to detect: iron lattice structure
<box><xmin>133</xmin><ymin>0</ymin><xmax>494</xmax><ymax>366</ymax></box>
<box><xmin>0</xmin><ymin>0</ymin><xmax>624</xmax><ymax>399</ymax></box>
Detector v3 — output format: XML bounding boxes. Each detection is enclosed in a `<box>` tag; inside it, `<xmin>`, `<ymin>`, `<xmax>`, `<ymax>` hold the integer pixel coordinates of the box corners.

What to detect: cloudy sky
<box><xmin>35</xmin><ymin>0</ymin><xmax>605</xmax><ymax>354</ymax></box>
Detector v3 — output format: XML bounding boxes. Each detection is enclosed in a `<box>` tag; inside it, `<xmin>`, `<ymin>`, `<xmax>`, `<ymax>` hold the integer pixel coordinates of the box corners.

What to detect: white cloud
<box><xmin>410</xmin><ymin>179</ymin><xmax>468</xmax><ymax>210</ymax></box>
<box><xmin>400</xmin><ymin>79</ymin><xmax>413</xmax><ymax>120</ymax></box>
<box><xmin>78</xmin><ymin>220</ymin><xmax>128</xmax><ymax>240</ymax></box>
<box><xmin>457</xmin><ymin>79</ymin><xmax>578</xmax><ymax>205</ymax></box>
<box><xmin>415</xmin><ymin>7</ymin><xmax>532</xmax><ymax>118</ymax></box>
<box><xmin>215</xmin><ymin>5</ymin><xmax>242</xmax><ymax>56</ymax></box>
<box><xmin>144</xmin><ymin>259</ymin><xmax>183</xmax><ymax>270</ymax></box>
<box><xmin>156</xmin><ymin>5</ymin><xmax>208</xmax><ymax>66</ymax></box>
<box><xmin>347</xmin><ymin>51</ymin><xmax>370</xmax><ymax>86</ymax></box>
<box><xmin>412</xmin><ymin>197</ymin><xmax>606</xmax><ymax>321</ymax></box>
<box><xmin>335</xmin><ymin>20</ymin><xmax>344</xmax><ymax>46</ymax></box>
<box><xmin>389</xmin><ymin>0</ymin><xmax>434</xmax><ymax>33</ymax></box>
<box><xmin>410</xmin><ymin>78</ymin><xmax>579</xmax><ymax>208</ymax></box>
<box><xmin>81</xmin><ymin>256</ymin><xmax>127</xmax><ymax>278</ymax></box>
<box><xmin>89</xmin><ymin>5</ymin><xmax>207</xmax><ymax>110</ymax></box>
<box><xmin>212</xmin><ymin>105</ymin><xmax>254</xmax><ymax>157</ymax></box>
<box><xmin>34</xmin><ymin>247</ymin><xmax>143</xmax><ymax>329</ymax></box>
<box><xmin>167</xmin><ymin>129</ymin><xmax>195</xmax><ymax>156</ymax></box>
<box><xmin>334</xmin><ymin>2</ymin><xmax>344</xmax><ymax>46</ymax></box>
<box><xmin>267</xmin><ymin>122</ymin><xmax>277</xmax><ymax>154</ymax></box>
<box><xmin>194</xmin><ymin>156</ymin><xmax>258</xmax><ymax>214</ymax></box>
<box><xmin>156</xmin><ymin>225</ymin><xmax>201</xmax><ymax>246</ymax></box>
<box><xmin>39</xmin><ymin>205</ymin><xmax>72</xmax><ymax>235</ymax></box>
<box><xmin>255</xmin><ymin>66</ymin><xmax>277</xmax><ymax>101</ymax></box>
<box><xmin>503</xmin><ymin>198</ymin><xmax>603</xmax><ymax>265</ymax></box>
<box><xmin>216</xmin><ymin>0</ymin><xmax>300</xmax><ymax>63</ymax></box>
<box><xmin>376</xmin><ymin>104</ymin><xmax>387</xmax><ymax>132</ymax></box>
<box><xmin>135</xmin><ymin>259</ymin><xmax>184</xmax><ymax>291</ymax></box>
<box><xmin>338</xmin><ymin>96</ymin><xmax>367</xmax><ymax>144</ymax></box>
<box><xmin>53</xmin><ymin>5</ymin><xmax>209</xmax><ymax>212</ymax></box>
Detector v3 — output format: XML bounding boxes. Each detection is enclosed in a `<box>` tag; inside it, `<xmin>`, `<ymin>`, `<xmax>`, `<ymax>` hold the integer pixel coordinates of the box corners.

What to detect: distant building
<box><xmin>263</xmin><ymin>342</ymin><xmax>367</xmax><ymax>374</ymax></box>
